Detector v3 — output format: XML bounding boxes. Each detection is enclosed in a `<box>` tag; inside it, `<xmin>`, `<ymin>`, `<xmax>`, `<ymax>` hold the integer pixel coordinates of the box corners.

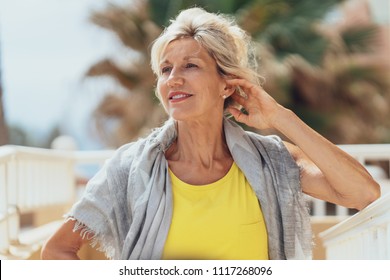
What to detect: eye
<box><xmin>161</xmin><ymin>66</ymin><xmax>172</xmax><ymax>74</ymax></box>
<box><xmin>186</xmin><ymin>63</ymin><xmax>198</xmax><ymax>69</ymax></box>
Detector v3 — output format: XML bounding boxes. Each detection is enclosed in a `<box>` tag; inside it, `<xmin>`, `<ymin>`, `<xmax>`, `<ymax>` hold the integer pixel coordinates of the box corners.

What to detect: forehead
<box><xmin>160</xmin><ymin>37</ymin><xmax>214</xmax><ymax>63</ymax></box>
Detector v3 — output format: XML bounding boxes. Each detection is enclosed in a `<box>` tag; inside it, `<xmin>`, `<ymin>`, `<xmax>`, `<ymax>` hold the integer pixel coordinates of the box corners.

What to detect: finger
<box><xmin>227</xmin><ymin>107</ymin><xmax>249</xmax><ymax>124</ymax></box>
<box><xmin>230</xmin><ymin>92</ymin><xmax>248</xmax><ymax>107</ymax></box>
<box><xmin>226</xmin><ymin>79</ymin><xmax>261</xmax><ymax>101</ymax></box>
<box><xmin>226</xmin><ymin>79</ymin><xmax>256</xmax><ymax>91</ymax></box>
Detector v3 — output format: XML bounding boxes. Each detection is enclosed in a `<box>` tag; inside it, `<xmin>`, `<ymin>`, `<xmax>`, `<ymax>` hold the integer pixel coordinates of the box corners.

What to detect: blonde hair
<box><xmin>151</xmin><ymin>7</ymin><xmax>262</xmax><ymax>97</ymax></box>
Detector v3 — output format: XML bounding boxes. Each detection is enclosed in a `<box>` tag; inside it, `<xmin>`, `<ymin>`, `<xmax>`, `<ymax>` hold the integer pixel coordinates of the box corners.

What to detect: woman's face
<box><xmin>157</xmin><ymin>37</ymin><xmax>227</xmax><ymax>121</ymax></box>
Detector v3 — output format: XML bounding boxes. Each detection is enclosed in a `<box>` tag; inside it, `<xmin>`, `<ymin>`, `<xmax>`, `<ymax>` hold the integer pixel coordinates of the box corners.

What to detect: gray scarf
<box><xmin>66</xmin><ymin>118</ymin><xmax>312</xmax><ymax>260</ymax></box>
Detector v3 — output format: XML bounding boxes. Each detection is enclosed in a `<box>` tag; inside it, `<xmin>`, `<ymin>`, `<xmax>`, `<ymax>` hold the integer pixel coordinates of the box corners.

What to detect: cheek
<box><xmin>156</xmin><ymin>80</ymin><xmax>169</xmax><ymax>111</ymax></box>
<box><xmin>157</xmin><ymin>79</ymin><xmax>167</xmax><ymax>98</ymax></box>
<box><xmin>157</xmin><ymin>77</ymin><xmax>166</xmax><ymax>91</ymax></box>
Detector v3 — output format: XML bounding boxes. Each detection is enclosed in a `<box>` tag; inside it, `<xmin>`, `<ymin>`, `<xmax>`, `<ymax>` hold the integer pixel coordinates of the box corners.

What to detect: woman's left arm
<box><xmin>226</xmin><ymin>79</ymin><xmax>380</xmax><ymax>210</ymax></box>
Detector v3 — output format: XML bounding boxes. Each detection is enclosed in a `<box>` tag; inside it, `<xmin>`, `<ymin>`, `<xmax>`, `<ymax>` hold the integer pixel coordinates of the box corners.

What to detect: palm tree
<box><xmin>235</xmin><ymin>0</ymin><xmax>390</xmax><ymax>143</ymax></box>
<box><xmin>85</xmin><ymin>0</ymin><xmax>389</xmax><ymax>146</ymax></box>
<box><xmin>239</xmin><ymin>0</ymin><xmax>389</xmax><ymax>144</ymax></box>
<box><xmin>286</xmin><ymin>23</ymin><xmax>390</xmax><ymax>143</ymax></box>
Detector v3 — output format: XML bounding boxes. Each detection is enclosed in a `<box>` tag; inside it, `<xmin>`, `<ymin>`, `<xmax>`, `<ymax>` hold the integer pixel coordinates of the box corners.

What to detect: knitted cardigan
<box><xmin>66</xmin><ymin>118</ymin><xmax>312</xmax><ymax>260</ymax></box>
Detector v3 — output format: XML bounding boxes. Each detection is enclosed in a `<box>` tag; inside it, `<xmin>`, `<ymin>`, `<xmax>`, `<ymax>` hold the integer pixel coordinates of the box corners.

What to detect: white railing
<box><xmin>0</xmin><ymin>145</ymin><xmax>113</xmax><ymax>260</ymax></box>
<box><xmin>320</xmin><ymin>192</ymin><xmax>390</xmax><ymax>259</ymax></box>
<box><xmin>1</xmin><ymin>143</ymin><xmax>389</xmax><ymax>259</ymax></box>
<box><xmin>319</xmin><ymin>144</ymin><xmax>390</xmax><ymax>259</ymax></box>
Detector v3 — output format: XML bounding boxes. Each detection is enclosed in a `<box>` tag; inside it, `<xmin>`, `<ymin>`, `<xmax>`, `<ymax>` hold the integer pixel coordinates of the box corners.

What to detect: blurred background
<box><xmin>0</xmin><ymin>0</ymin><xmax>389</xmax><ymax>150</ymax></box>
<box><xmin>1</xmin><ymin>0</ymin><xmax>389</xmax><ymax>261</ymax></box>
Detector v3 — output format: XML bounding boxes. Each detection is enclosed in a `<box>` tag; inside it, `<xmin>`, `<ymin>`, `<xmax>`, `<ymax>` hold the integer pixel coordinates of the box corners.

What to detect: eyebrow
<box><xmin>160</xmin><ymin>55</ymin><xmax>203</xmax><ymax>65</ymax></box>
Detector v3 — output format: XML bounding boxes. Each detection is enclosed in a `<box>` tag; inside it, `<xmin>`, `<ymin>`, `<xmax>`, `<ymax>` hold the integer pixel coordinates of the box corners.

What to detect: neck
<box><xmin>168</xmin><ymin>117</ymin><xmax>231</xmax><ymax>168</ymax></box>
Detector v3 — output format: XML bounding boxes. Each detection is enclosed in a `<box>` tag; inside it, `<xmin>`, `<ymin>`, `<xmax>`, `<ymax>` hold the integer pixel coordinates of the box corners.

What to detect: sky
<box><xmin>0</xmin><ymin>0</ymin><xmax>129</xmax><ymax>149</ymax></box>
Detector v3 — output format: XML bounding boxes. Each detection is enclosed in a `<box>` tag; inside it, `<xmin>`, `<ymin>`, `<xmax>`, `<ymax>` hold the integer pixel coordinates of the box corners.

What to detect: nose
<box><xmin>166</xmin><ymin>68</ymin><xmax>184</xmax><ymax>87</ymax></box>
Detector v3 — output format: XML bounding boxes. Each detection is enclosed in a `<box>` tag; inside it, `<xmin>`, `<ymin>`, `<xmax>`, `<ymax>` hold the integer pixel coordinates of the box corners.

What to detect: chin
<box><xmin>169</xmin><ymin>110</ymin><xmax>200</xmax><ymax>122</ymax></box>
<box><xmin>169</xmin><ymin>114</ymin><xmax>192</xmax><ymax>122</ymax></box>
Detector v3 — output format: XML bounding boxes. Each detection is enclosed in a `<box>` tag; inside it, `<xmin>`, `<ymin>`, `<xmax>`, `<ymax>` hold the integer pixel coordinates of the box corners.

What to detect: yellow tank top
<box><xmin>162</xmin><ymin>162</ymin><xmax>269</xmax><ymax>260</ymax></box>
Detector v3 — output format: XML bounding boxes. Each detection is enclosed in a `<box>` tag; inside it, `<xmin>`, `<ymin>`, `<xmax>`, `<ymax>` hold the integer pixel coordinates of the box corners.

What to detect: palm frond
<box><xmin>261</xmin><ymin>22</ymin><xmax>329</xmax><ymax>65</ymax></box>
<box><xmin>149</xmin><ymin>0</ymin><xmax>253</xmax><ymax>26</ymax></box>
<box><xmin>90</xmin><ymin>2</ymin><xmax>161</xmax><ymax>52</ymax></box>
<box><xmin>237</xmin><ymin>0</ymin><xmax>346</xmax><ymax>65</ymax></box>
<box><xmin>340</xmin><ymin>24</ymin><xmax>379</xmax><ymax>53</ymax></box>
<box><xmin>85</xmin><ymin>59</ymin><xmax>141</xmax><ymax>90</ymax></box>
<box><xmin>94</xmin><ymin>91</ymin><xmax>167</xmax><ymax>146</ymax></box>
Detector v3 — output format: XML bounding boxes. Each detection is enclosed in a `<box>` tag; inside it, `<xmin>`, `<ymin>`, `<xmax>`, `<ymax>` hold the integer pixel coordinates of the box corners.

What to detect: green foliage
<box><xmin>261</xmin><ymin>22</ymin><xmax>328</xmax><ymax>64</ymax></box>
<box><xmin>149</xmin><ymin>0</ymin><xmax>253</xmax><ymax>26</ymax></box>
<box><xmin>237</xmin><ymin>0</ymin><xmax>344</xmax><ymax>65</ymax></box>
<box><xmin>340</xmin><ymin>24</ymin><xmax>379</xmax><ymax>53</ymax></box>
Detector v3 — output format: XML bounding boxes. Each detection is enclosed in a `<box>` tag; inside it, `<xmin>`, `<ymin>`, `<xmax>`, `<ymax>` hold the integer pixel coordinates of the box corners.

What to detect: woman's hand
<box><xmin>226</xmin><ymin>78</ymin><xmax>380</xmax><ymax>210</ymax></box>
<box><xmin>226</xmin><ymin>78</ymin><xmax>282</xmax><ymax>130</ymax></box>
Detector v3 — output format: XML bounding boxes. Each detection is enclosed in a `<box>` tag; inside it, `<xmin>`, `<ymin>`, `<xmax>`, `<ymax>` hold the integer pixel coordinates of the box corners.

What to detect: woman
<box><xmin>41</xmin><ymin>7</ymin><xmax>380</xmax><ymax>260</ymax></box>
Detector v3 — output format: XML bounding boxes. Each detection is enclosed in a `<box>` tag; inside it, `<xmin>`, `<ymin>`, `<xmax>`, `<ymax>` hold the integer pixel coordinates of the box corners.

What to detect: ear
<box><xmin>222</xmin><ymin>80</ymin><xmax>236</xmax><ymax>98</ymax></box>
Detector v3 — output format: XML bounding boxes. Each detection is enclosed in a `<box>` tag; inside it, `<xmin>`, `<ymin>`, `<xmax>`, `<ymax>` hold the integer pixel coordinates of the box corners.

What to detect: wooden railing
<box><xmin>1</xmin><ymin>143</ymin><xmax>389</xmax><ymax>259</ymax></box>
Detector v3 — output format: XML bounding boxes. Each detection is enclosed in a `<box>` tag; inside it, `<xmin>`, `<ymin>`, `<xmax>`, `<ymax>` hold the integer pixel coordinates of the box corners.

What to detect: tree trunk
<box><xmin>0</xmin><ymin>86</ymin><xmax>8</xmax><ymax>145</ymax></box>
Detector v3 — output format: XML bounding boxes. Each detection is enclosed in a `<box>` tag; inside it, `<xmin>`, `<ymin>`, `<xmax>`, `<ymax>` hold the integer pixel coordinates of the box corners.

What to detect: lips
<box><xmin>168</xmin><ymin>92</ymin><xmax>193</xmax><ymax>102</ymax></box>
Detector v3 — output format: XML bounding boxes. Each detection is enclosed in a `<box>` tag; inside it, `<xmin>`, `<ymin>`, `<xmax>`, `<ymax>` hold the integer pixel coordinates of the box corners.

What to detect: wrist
<box><xmin>269</xmin><ymin>105</ymin><xmax>293</xmax><ymax>131</ymax></box>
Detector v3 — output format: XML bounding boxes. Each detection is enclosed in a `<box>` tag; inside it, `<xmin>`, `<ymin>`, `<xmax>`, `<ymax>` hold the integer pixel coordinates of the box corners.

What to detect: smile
<box><xmin>169</xmin><ymin>92</ymin><xmax>193</xmax><ymax>101</ymax></box>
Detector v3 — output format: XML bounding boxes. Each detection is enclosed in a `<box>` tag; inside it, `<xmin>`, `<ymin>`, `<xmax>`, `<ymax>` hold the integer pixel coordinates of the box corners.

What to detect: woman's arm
<box><xmin>41</xmin><ymin>219</ymin><xmax>89</xmax><ymax>260</ymax></box>
<box><xmin>226</xmin><ymin>78</ymin><xmax>380</xmax><ymax>210</ymax></box>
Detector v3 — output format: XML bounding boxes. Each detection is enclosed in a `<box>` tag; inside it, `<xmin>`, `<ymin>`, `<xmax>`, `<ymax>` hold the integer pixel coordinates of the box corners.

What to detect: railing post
<box><xmin>312</xmin><ymin>198</ymin><xmax>326</xmax><ymax>216</ymax></box>
<box><xmin>335</xmin><ymin>205</ymin><xmax>348</xmax><ymax>216</ymax></box>
<box><xmin>7</xmin><ymin>155</ymin><xmax>17</xmax><ymax>210</ymax></box>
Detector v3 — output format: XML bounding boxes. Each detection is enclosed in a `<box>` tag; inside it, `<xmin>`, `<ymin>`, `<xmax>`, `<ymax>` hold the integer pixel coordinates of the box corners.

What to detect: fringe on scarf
<box><xmin>64</xmin><ymin>216</ymin><xmax>116</xmax><ymax>260</ymax></box>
